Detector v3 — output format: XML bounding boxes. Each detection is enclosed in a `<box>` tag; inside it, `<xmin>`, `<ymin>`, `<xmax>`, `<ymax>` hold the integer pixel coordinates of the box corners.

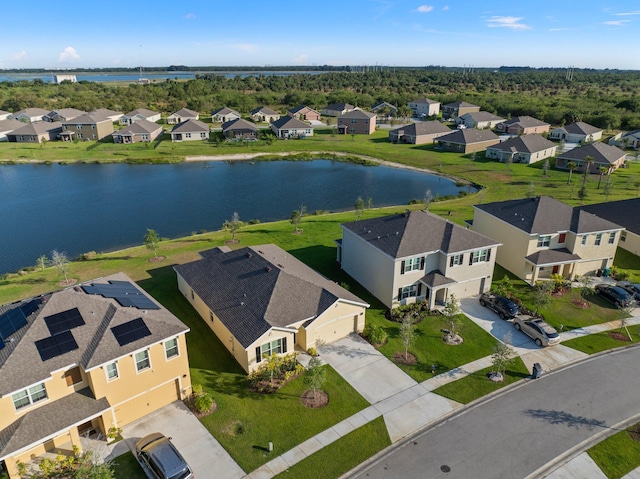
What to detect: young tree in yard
<box><xmin>603</xmin><ymin>175</ymin><xmax>613</xmax><ymax>200</ymax></box>
<box><xmin>51</xmin><ymin>250</ymin><xmax>69</xmax><ymax>282</ymax></box>
<box><xmin>366</xmin><ymin>197</ymin><xmax>373</xmax><ymax>210</ymax></box>
<box><xmin>442</xmin><ymin>293</ymin><xmax>462</xmax><ymax>339</ymax></box>
<box><xmin>542</xmin><ymin>158</ymin><xmax>550</xmax><ymax>176</ymax></box>
<box><xmin>423</xmin><ymin>189</ymin><xmax>433</xmax><ymax>210</ymax></box>
<box><xmin>304</xmin><ymin>356</ymin><xmax>326</xmax><ymax>401</ymax></box>
<box><xmin>223</xmin><ymin>212</ymin><xmax>243</xmax><ymax>242</ymax></box>
<box><xmin>578</xmin><ymin>275</ymin><xmax>595</xmax><ymax>299</ymax></box>
<box><xmin>566</xmin><ymin>161</ymin><xmax>577</xmax><ymax>184</ymax></box>
<box><xmin>526</xmin><ymin>182</ymin><xmax>535</xmax><ymax>198</ymax></box>
<box><xmin>597</xmin><ymin>166</ymin><xmax>609</xmax><ymax>189</ymax></box>
<box><xmin>491</xmin><ymin>334</ymin><xmax>517</xmax><ymax>380</ymax></box>
<box><xmin>399</xmin><ymin>314</ymin><xmax>417</xmax><ymax>361</ymax></box>
<box><xmin>354</xmin><ymin>196</ymin><xmax>365</xmax><ymax>220</ymax></box>
<box><xmin>532</xmin><ymin>281</ymin><xmax>553</xmax><ymax>315</ymax></box>
<box><xmin>36</xmin><ymin>254</ymin><xmax>49</xmax><ymax>271</ymax></box>
<box><xmin>493</xmin><ymin>275</ymin><xmax>515</xmax><ymax>298</ymax></box>
<box><xmin>144</xmin><ymin>228</ymin><xmax>160</xmax><ymax>258</ymax></box>
<box><xmin>619</xmin><ymin>306</ymin><xmax>634</xmax><ymax>341</ymax></box>
<box><xmin>290</xmin><ymin>204</ymin><xmax>306</xmax><ymax>233</ymax></box>
<box><xmin>264</xmin><ymin>353</ymin><xmax>282</xmax><ymax>387</ymax></box>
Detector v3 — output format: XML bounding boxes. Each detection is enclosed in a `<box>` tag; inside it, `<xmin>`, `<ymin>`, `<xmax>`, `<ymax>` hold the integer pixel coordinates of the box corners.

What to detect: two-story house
<box><xmin>472</xmin><ymin>196</ymin><xmax>623</xmax><ymax>285</ymax></box>
<box><xmin>495</xmin><ymin>116</ymin><xmax>550</xmax><ymax>135</ymax></box>
<box><xmin>441</xmin><ymin>101</ymin><xmax>480</xmax><ymax>120</ymax></box>
<box><xmin>60</xmin><ymin>114</ymin><xmax>114</xmax><ymax>141</ymax></box>
<box><xmin>174</xmin><ymin>245</ymin><xmax>368</xmax><ymax>373</ymax></box>
<box><xmin>407</xmin><ymin>98</ymin><xmax>440</xmax><ymax>118</ymax></box>
<box><xmin>337</xmin><ymin>210</ymin><xmax>500</xmax><ymax>309</ymax></box>
<box><xmin>337</xmin><ymin>109</ymin><xmax>376</xmax><ymax>135</ymax></box>
<box><xmin>0</xmin><ymin>273</ymin><xmax>191</xmax><ymax>478</ymax></box>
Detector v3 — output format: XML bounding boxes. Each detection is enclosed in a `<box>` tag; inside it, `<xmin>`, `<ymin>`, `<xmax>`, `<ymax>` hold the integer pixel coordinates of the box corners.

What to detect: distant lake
<box><xmin>0</xmin><ymin>160</ymin><xmax>473</xmax><ymax>274</ymax></box>
<box><xmin>0</xmin><ymin>71</ymin><xmax>332</xmax><ymax>83</ymax></box>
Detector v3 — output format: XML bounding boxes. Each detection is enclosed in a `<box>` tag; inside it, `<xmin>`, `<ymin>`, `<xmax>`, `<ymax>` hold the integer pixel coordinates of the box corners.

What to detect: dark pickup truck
<box><xmin>479</xmin><ymin>292</ymin><xmax>520</xmax><ymax>319</ymax></box>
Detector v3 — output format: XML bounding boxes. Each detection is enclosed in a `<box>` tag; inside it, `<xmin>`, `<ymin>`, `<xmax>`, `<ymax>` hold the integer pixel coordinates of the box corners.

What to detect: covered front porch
<box><xmin>524</xmin><ymin>248</ymin><xmax>581</xmax><ymax>285</ymax></box>
<box><xmin>420</xmin><ymin>271</ymin><xmax>457</xmax><ymax>309</ymax></box>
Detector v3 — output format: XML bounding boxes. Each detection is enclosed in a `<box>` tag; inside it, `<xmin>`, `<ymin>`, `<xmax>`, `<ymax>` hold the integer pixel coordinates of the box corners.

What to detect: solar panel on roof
<box><xmin>111</xmin><ymin>317</ymin><xmax>151</xmax><ymax>346</ymax></box>
<box><xmin>44</xmin><ymin>308</ymin><xmax>85</xmax><ymax>335</ymax></box>
<box><xmin>81</xmin><ymin>281</ymin><xmax>159</xmax><ymax>309</ymax></box>
<box><xmin>20</xmin><ymin>298</ymin><xmax>42</xmax><ymax>318</ymax></box>
<box><xmin>35</xmin><ymin>331</ymin><xmax>78</xmax><ymax>361</ymax></box>
<box><xmin>0</xmin><ymin>307</ymin><xmax>28</xmax><ymax>340</ymax></box>
<box><xmin>130</xmin><ymin>296</ymin><xmax>159</xmax><ymax>310</ymax></box>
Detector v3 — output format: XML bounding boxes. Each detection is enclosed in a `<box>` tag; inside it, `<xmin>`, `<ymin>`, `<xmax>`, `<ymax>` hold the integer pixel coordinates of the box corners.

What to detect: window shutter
<box><xmin>469</xmin><ymin>253</ymin><xmax>474</xmax><ymax>266</ymax></box>
<box><xmin>420</xmin><ymin>257</ymin><xmax>425</xmax><ymax>270</ymax></box>
<box><xmin>417</xmin><ymin>283</ymin><xmax>422</xmax><ymax>296</ymax></box>
<box><xmin>450</xmin><ymin>256</ymin><xmax>454</xmax><ymax>267</ymax></box>
<box><xmin>256</xmin><ymin>347</ymin><xmax>262</xmax><ymax>363</ymax></box>
<box><xmin>282</xmin><ymin>337</ymin><xmax>287</xmax><ymax>353</ymax></box>
<box><xmin>400</xmin><ymin>261</ymin><xmax>405</xmax><ymax>274</ymax></box>
<box><xmin>398</xmin><ymin>288</ymin><xmax>403</xmax><ymax>300</ymax></box>
<box><xmin>487</xmin><ymin>249</ymin><xmax>491</xmax><ymax>262</ymax></box>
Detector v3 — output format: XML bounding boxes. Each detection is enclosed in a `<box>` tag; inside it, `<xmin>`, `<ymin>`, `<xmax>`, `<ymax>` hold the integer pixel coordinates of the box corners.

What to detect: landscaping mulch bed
<box><xmin>571</xmin><ymin>298</ymin><xmax>591</xmax><ymax>309</ymax></box>
<box><xmin>300</xmin><ymin>389</ymin><xmax>329</xmax><ymax>408</ymax></box>
<box><xmin>609</xmin><ymin>331</ymin><xmax>632</xmax><ymax>342</ymax></box>
<box><xmin>148</xmin><ymin>256</ymin><xmax>166</xmax><ymax>263</ymax></box>
<box><xmin>628</xmin><ymin>423</ymin><xmax>640</xmax><ymax>442</ymax></box>
<box><xmin>57</xmin><ymin>279</ymin><xmax>77</xmax><ymax>287</ymax></box>
<box><xmin>183</xmin><ymin>396</ymin><xmax>217</xmax><ymax>419</ymax></box>
<box><xmin>393</xmin><ymin>352</ymin><xmax>418</xmax><ymax>365</ymax></box>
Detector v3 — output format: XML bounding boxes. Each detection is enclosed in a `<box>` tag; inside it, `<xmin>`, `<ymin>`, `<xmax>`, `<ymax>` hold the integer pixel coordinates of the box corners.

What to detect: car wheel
<box><xmin>514</xmin><ymin>323</ymin><xmax>521</xmax><ymax>331</ymax></box>
<box><xmin>535</xmin><ymin>338</ymin><xmax>543</xmax><ymax>347</ymax></box>
<box><xmin>480</xmin><ymin>299</ymin><xmax>486</xmax><ymax>306</ymax></box>
<box><xmin>498</xmin><ymin>312</ymin><xmax>505</xmax><ymax>320</ymax></box>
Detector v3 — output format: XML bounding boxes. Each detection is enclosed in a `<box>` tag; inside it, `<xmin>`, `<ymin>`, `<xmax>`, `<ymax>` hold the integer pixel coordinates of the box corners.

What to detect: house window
<box><xmin>595</xmin><ymin>233</ymin><xmax>602</xmax><ymax>246</ymax></box>
<box><xmin>105</xmin><ymin>362</ymin><xmax>119</xmax><ymax>381</ymax></box>
<box><xmin>450</xmin><ymin>254</ymin><xmax>463</xmax><ymax>267</ymax></box>
<box><xmin>190</xmin><ymin>289</ymin><xmax>195</xmax><ymax>300</ymax></box>
<box><xmin>142</xmin><ymin>134</ymin><xmax>149</xmax><ymax>140</ymax></box>
<box><xmin>78</xmin><ymin>133</ymin><xmax>83</xmax><ymax>139</ymax></box>
<box><xmin>77</xmin><ymin>125</ymin><xmax>83</xmax><ymax>130</ymax></box>
<box><xmin>471</xmin><ymin>249</ymin><xmax>490</xmax><ymax>264</ymax></box>
<box><xmin>135</xmin><ymin>350</ymin><xmax>151</xmax><ymax>372</ymax></box>
<box><xmin>64</xmin><ymin>367</ymin><xmax>83</xmax><ymax>387</ymax></box>
<box><xmin>609</xmin><ymin>232</ymin><xmax>616</xmax><ymax>244</ymax></box>
<box><xmin>621</xmin><ymin>231</ymin><xmax>627</xmax><ymax>242</ymax></box>
<box><xmin>185</xmin><ymin>133</ymin><xmax>191</xmax><ymax>138</ymax></box>
<box><xmin>403</xmin><ymin>256</ymin><xmax>423</xmax><ymax>273</ymax></box>
<box><xmin>165</xmin><ymin>338</ymin><xmax>179</xmax><ymax>360</ymax></box>
<box><xmin>401</xmin><ymin>284</ymin><xmax>418</xmax><ymax>299</ymax></box>
<box><xmin>200</xmin><ymin>132</ymin><xmax>207</xmax><ymax>138</ymax></box>
<box><xmin>261</xmin><ymin>339</ymin><xmax>283</xmax><ymax>358</ymax></box>
<box><xmin>209</xmin><ymin>311</ymin><xmax>214</xmax><ymax>322</ymax></box>
<box><xmin>558</xmin><ymin>233</ymin><xmax>566</xmax><ymax>243</ymax></box>
<box><xmin>581</xmin><ymin>235</ymin><xmax>588</xmax><ymax>246</ymax></box>
<box><xmin>537</xmin><ymin>235</ymin><xmax>551</xmax><ymax>247</ymax></box>
<box><xmin>12</xmin><ymin>383</ymin><xmax>47</xmax><ymax>411</ymax></box>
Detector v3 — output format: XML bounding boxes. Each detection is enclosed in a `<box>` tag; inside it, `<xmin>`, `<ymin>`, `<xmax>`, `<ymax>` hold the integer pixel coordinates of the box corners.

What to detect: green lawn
<box><xmin>588</xmin><ymin>424</ymin><xmax>640</xmax><ymax>479</ymax></box>
<box><xmin>111</xmin><ymin>451</ymin><xmax>146</xmax><ymax>479</ymax></box>
<box><xmin>431</xmin><ymin>357</ymin><xmax>530</xmax><ymax>404</ymax></box>
<box><xmin>561</xmin><ymin>328</ymin><xmax>638</xmax><ymax>355</ymax></box>
<box><xmin>274</xmin><ymin>417</ymin><xmax>391</xmax><ymax>479</ymax></box>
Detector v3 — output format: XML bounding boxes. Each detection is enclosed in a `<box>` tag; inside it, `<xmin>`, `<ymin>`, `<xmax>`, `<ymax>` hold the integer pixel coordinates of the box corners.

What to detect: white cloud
<box><xmin>230</xmin><ymin>43</ymin><xmax>257</xmax><ymax>53</ymax></box>
<box><xmin>415</xmin><ymin>5</ymin><xmax>434</xmax><ymax>13</ymax></box>
<box><xmin>292</xmin><ymin>53</ymin><xmax>308</xmax><ymax>64</ymax></box>
<box><xmin>442</xmin><ymin>6</ymin><xmax>449</xmax><ymax>11</ymax></box>
<box><xmin>615</xmin><ymin>11</ymin><xmax>640</xmax><ymax>16</ymax></box>
<box><xmin>11</xmin><ymin>50</ymin><xmax>27</xmax><ymax>61</ymax></box>
<box><xmin>58</xmin><ymin>46</ymin><xmax>80</xmax><ymax>63</ymax></box>
<box><xmin>184</xmin><ymin>13</ymin><xmax>196</xmax><ymax>19</ymax></box>
<box><xmin>548</xmin><ymin>27</ymin><xmax>569</xmax><ymax>32</ymax></box>
<box><xmin>603</xmin><ymin>19</ymin><xmax>629</xmax><ymax>26</ymax></box>
<box><xmin>486</xmin><ymin>16</ymin><xmax>531</xmax><ymax>30</ymax></box>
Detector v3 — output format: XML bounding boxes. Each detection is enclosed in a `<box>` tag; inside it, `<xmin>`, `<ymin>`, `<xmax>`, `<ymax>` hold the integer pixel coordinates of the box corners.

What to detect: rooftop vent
<box><xmin>265</xmin><ymin>266</ymin><xmax>272</xmax><ymax>272</ymax></box>
<box><xmin>277</xmin><ymin>264</ymin><xmax>284</xmax><ymax>269</ymax></box>
<box><xmin>246</xmin><ymin>252</ymin><xmax>253</xmax><ymax>258</ymax></box>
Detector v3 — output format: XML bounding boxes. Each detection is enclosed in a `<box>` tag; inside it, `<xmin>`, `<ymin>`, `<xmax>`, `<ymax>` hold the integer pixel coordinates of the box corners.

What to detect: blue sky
<box><xmin>1</xmin><ymin>1</ymin><xmax>639</xmax><ymax>70</ymax></box>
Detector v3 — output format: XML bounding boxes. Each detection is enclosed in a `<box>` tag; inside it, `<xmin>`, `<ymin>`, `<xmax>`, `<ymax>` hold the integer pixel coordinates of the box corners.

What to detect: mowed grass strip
<box><xmin>112</xmin><ymin>451</ymin><xmax>147</xmax><ymax>479</ymax></box>
<box><xmin>588</xmin><ymin>424</ymin><xmax>640</xmax><ymax>479</ymax></box>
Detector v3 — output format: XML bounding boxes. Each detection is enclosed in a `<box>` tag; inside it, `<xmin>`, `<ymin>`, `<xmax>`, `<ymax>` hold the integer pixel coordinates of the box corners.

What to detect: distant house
<box><xmin>270</xmin><ymin>115</ymin><xmax>313</xmax><ymax>139</ymax></box>
<box><xmin>60</xmin><ymin>114</ymin><xmax>114</xmax><ymax>141</ymax></box>
<box><xmin>472</xmin><ymin>196</ymin><xmax>623</xmax><ymax>284</ymax></box>
<box><xmin>170</xmin><ymin>119</ymin><xmax>210</xmax><ymax>142</ymax></box>
<box><xmin>211</xmin><ymin>107</ymin><xmax>241</xmax><ymax>124</ymax></box>
<box><xmin>609</xmin><ymin>129</ymin><xmax>640</xmax><ymax>150</ymax></box>
<box><xmin>455</xmin><ymin>111</ymin><xmax>505</xmax><ymax>130</ymax></box>
<box><xmin>555</xmin><ymin>142</ymin><xmax>627</xmax><ymax>174</ymax></box>
<box><xmin>166</xmin><ymin>108</ymin><xmax>199</xmax><ymax>125</ymax></box>
<box><xmin>407</xmin><ymin>98</ymin><xmax>440</xmax><ymax>117</ymax></box>
<box><xmin>222</xmin><ymin>118</ymin><xmax>258</xmax><ymax>140</ymax></box>
<box><xmin>287</xmin><ymin>105</ymin><xmax>320</xmax><ymax>121</ymax></box>
<box><xmin>112</xmin><ymin>119</ymin><xmax>163</xmax><ymax>144</ymax></box>
<box><xmin>0</xmin><ymin>110</ymin><xmax>11</xmax><ymax>121</ymax></box>
<box><xmin>10</xmin><ymin>108</ymin><xmax>48</xmax><ymax>123</ymax></box>
<box><xmin>436</xmin><ymin>128</ymin><xmax>500</xmax><ymax>154</ymax></box>
<box><xmin>0</xmin><ymin>119</ymin><xmax>24</xmax><ymax>142</ymax></box>
<box><xmin>120</xmin><ymin>108</ymin><xmax>161</xmax><ymax>126</ymax></box>
<box><xmin>580</xmin><ymin>198</ymin><xmax>640</xmax><ymax>257</ymax></box>
<box><xmin>549</xmin><ymin>122</ymin><xmax>603</xmax><ymax>143</ymax></box>
<box><xmin>442</xmin><ymin>101</ymin><xmax>480</xmax><ymax>120</ymax></box>
<box><xmin>321</xmin><ymin>102</ymin><xmax>355</xmax><ymax>117</ymax></box>
<box><xmin>174</xmin><ymin>244</ymin><xmax>369</xmax><ymax>373</ymax></box>
<box><xmin>485</xmin><ymin>134</ymin><xmax>557</xmax><ymax>164</ymax></box>
<box><xmin>495</xmin><ymin>116</ymin><xmax>550</xmax><ymax>135</ymax></box>
<box><xmin>388</xmin><ymin>121</ymin><xmax>451</xmax><ymax>145</ymax></box>
<box><xmin>337</xmin><ymin>210</ymin><xmax>499</xmax><ymax>309</ymax></box>
<box><xmin>337</xmin><ymin>109</ymin><xmax>376</xmax><ymax>135</ymax></box>
<box><xmin>44</xmin><ymin>108</ymin><xmax>86</xmax><ymax>123</ymax></box>
<box><xmin>6</xmin><ymin>121</ymin><xmax>62</xmax><ymax>143</ymax></box>
<box><xmin>88</xmin><ymin>108</ymin><xmax>123</xmax><ymax>123</ymax></box>
<box><xmin>249</xmin><ymin>106</ymin><xmax>280</xmax><ymax>123</ymax></box>
<box><xmin>371</xmin><ymin>101</ymin><xmax>398</xmax><ymax>116</ymax></box>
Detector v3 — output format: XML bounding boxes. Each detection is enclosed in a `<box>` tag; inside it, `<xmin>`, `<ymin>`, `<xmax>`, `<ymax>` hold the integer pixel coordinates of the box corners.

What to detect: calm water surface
<box><xmin>0</xmin><ymin>160</ymin><xmax>472</xmax><ymax>274</ymax></box>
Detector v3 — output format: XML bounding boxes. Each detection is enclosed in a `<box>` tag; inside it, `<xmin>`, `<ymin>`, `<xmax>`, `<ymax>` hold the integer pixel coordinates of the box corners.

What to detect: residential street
<box><xmin>351</xmin><ymin>345</ymin><xmax>640</xmax><ymax>479</ymax></box>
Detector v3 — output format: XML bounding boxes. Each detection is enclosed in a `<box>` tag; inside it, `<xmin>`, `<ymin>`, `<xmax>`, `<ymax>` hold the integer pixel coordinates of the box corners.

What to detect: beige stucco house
<box><xmin>436</xmin><ymin>128</ymin><xmax>500</xmax><ymax>154</ymax></box>
<box><xmin>442</xmin><ymin>101</ymin><xmax>480</xmax><ymax>120</ymax></box>
<box><xmin>6</xmin><ymin>122</ymin><xmax>62</xmax><ymax>143</ymax></box>
<box><xmin>120</xmin><ymin>108</ymin><xmax>161</xmax><ymax>126</ymax></box>
<box><xmin>60</xmin><ymin>114</ymin><xmax>114</xmax><ymax>141</ymax></box>
<box><xmin>166</xmin><ymin>108</ymin><xmax>199</xmax><ymax>125</ymax></box>
<box><xmin>249</xmin><ymin>106</ymin><xmax>280</xmax><ymax>123</ymax></box>
<box><xmin>337</xmin><ymin>109</ymin><xmax>376</xmax><ymax>135</ymax></box>
<box><xmin>472</xmin><ymin>196</ymin><xmax>623</xmax><ymax>285</ymax></box>
<box><xmin>170</xmin><ymin>119</ymin><xmax>210</xmax><ymax>141</ymax></box>
<box><xmin>338</xmin><ymin>211</ymin><xmax>500</xmax><ymax>309</ymax></box>
<box><xmin>455</xmin><ymin>111</ymin><xmax>505</xmax><ymax>130</ymax></box>
<box><xmin>408</xmin><ymin>98</ymin><xmax>440</xmax><ymax>117</ymax></box>
<box><xmin>580</xmin><ymin>198</ymin><xmax>640</xmax><ymax>257</ymax></box>
<box><xmin>549</xmin><ymin>122</ymin><xmax>603</xmax><ymax>143</ymax></box>
<box><xmin>112</xmin><ymin>119</ymin><xmax>163</xmax><ymax>144</ymax></box>
<box><xmin>555</xmin><ymin>142</ymin><xmax>627</xmax><ymax>174</ymax></box>
<box><xmin>271</xmin><ymin>115</ymin><xmax>313</xmax><ymax>139</ymax></box>
<box><xmin>321</xmin><ymin>103</ymin><xmax>355</xmax><ymax>117</ymax></box>
<box><xmin>388</xmin><ymin>121</ymin><xmax>451</xmax><ymax>145</ymax></box>
<box><xmin>495</xmin><ymin>116</ymin><xmax>550</xmax><ymax>135</ymax></box>
<box><xmin>287</xmin><ymin>105</ymin><xmax>321</xmax><ymax>121</ymax></box>
<box><xmin>174</xmin><ymin>245</ymin><xmax>369</xmax><ymax>373</ymax></box>
<box><xmin>211</xmin><ymin>107</ymin><xmax>241</xmax><ymax>124</ymax></box>
<box><xmin>485</xmin><ymin>134</ymin><xmax>557</xmax><ymax>164</ymax></box>
<box><xmin>0</xmin><ymin>273</ymin><xmax>191</xmax><ymax>479</ymax></box>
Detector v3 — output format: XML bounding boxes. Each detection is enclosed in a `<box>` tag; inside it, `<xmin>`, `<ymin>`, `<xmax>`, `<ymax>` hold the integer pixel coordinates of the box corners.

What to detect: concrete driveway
<box><xmin>122</xmin><ymin>401</ymin><xmax>245</xmax><ymax>479</ymax></box>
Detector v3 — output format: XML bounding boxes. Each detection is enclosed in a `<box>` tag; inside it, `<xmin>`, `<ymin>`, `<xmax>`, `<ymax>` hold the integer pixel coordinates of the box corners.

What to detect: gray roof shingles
<box><xmin>171</xmin><ymin>119</ymin><xmax>209</xmax><ymax>133</ymax></box>
<box><xmin>390</xmin><ymin>121</ymin><xmax>450</xmax><ymax>137</ymax></box>
<box><xmin>487</xmin><ymin>134</ymin><xmax>557</xmax><ymax>154</ymax></box>
<box><xmin>580</xmin><ymin>198</ymin><xmax>640</xmax><ymax>236</ymax></box>
<box><xmin>557</xmin><ymin>142</ymin><xmax>626</xmax><ymax>165</ymax></box>
<box><xmin>272</xmin><ymin>115</ymin><xmax>311</xmax><ymax>130</ymax></box>
<box><xmin>437</xmin><ymin>128</ymin><xmax>499</xmax><ymax>144</ymax></box>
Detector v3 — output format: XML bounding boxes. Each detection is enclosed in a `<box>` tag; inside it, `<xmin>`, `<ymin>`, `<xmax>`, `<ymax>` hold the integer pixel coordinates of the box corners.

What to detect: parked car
<box><xmin>594</xmin><ymin>284</ymin><xmax>634</xmax><ymax>308</ymax></box>
<box><xmin>479</xmin><ymin>292</ymin><xmax>519</xmax><ymax>319</ymax></box>
<box><xmin>136</xmin><ymin>433</ymin><xmax>193</xmax><ymax>479</ymax></box>
<box><xmin>617</xmin><ymin>281</ymin><xmax>640</xmax><ymax>302</ymax></box>
<box><xmin>513</xmin><ymin>315</ymin><xmax>560</xmax><ymax>347</ymax></box>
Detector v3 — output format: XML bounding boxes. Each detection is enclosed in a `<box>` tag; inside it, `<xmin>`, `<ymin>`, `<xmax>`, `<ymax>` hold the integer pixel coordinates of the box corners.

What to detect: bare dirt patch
<box><xmin>571</xmin><ymin>298</ymin><xmax>590</xmax><ymax>309</ymax></box>
<box><xmin>300</xmin><ymin>389</ymin><xmax>329</xmax><ymax>408</ymax></box>
<box><xmin>393</xmin><ymin>352</ymin><xmax>418</xmax><ymax>365</ymax></box>
<box><xmin>148</xmin><ymin>256</ymin><xmax>166</xmax><ymax>263</ymax></box>
<box><xmin>609</xmin><ymin>331</ymin><xmax>631</xmax><ymax>342</ymax></box>
<box><xmin>57</xmin><ymin>279</ymin><xmax>77</xmax><ymax>287</ymax></box>
<box><xmin>628</xmin><ymin>423</ymin><xmax>640</xmax><ymax>442</ymax></box>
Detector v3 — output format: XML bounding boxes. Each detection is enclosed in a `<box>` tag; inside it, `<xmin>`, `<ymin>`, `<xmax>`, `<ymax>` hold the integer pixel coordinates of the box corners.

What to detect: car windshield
<box><xmin>539</xmin><ymin>322</ymin><xmax>559</xmax><ymax>337</ymax></box>
<box><xmin>170</xmin><ymin>468</ymin><xmax>192</xmax><ymax>479</ymax></box>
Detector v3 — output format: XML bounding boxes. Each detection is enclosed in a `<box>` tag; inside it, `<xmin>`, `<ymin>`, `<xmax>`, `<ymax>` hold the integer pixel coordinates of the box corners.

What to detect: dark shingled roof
<box><xmin>474</xmin><ymin>196</ymin><xmax>623</xmax><ymax>235</ymax></box>
<box><xmin>580</xmin><ymin>198</ymin><xmax>640</xmax><ymax>236</ymax></box>
<box><xmin>339</xmin><ymin>109</ymin><xmax>376</xmax><ymax>119</ymax></box>
<box><xmin>211</xmin><ymin>106</ymin><xmax>240</xmax><ymax>116</ymax></box>
<box><xmin>486</xmin><ymin>134</ymin><xmax>557</xmax><ymax>154</ymax></box>
<box><xmin>250</xmin><ymin>106</ymin><xmax>279</xmax><ymax>116</ymax></box>
<box><xmin>390</xmin><ymin>121</ymin><xmax>450</xmax><ymax>136</ymax></box>
<box><xmin>272</xmin><ymin>115</ymin><xmax>311</xmax><ymax>130</ymax></box>
<box><xmin>170</xmin><ymin>108</ymin><xmax>198</xmax><ymax>118</ymax></box>
<box><xmin>410</xmin><ymin>98</ymin><xmax>439</xmax><ymax>105</ymax></box>
<box><xmin>9</xmin><ymin>121</ymin><xmax>62</xmax><ymax>136</ymax></box>
<box><xmin>174</xmin><ymin>245</ymin><xmax>368</xmax><ymax>349</ymax></box>
<box><xmin>323</xmin><ymin>102</ymin><xmax>354</xmax><ymax>111</ymax></box>
<box><xmin>443</xmin><ymin>101</ymin><xmax>479</xmax><ymax>109</ymax></box>
<box><xmin>341</xmin><ymin>210</ymin><xmax>499</xmax><ymax>258</ymax></box>
<box><xmin>437</xmin><ymin>128</ymin><xmax>499</xmax><ymax>144</ymax></box>
<box><xmin>114</xmin><ymin>119</ymin><xmax>162</xmax><ymax>136</ymax></box>
<box><xmin>222</xmin><ymin>118</ymin><xmax>258</xmax><ymax>132</ymax></box>
<box><xmin>0</xmin><ymin>389</ymin><xmax>109</xmax><ymax>459</ymax></box>
<box><xmin>562</xmin><ymin>121</ymin><xmax>602</xmax><ymax>135</ymax></box>
<box><xmin>458</xmin><ymin>111</ymin><xmax>505</xmax><ymax>123</ymax></box>
<box><xmin>421</xmin><ymin>271</ymin><xmax>456</xmax><ymax>288</ymax></box>
<box><xmin>525</xmin><ymin>249</ymin><xmax>582</xmax><ymax>266</ymax></box>
<box><xmin>501</xmin><ymin>116</ymin><xmax>549</xmax><ymax>129</ymax></box>
<box><xmin>556</xmin><ymin>142</ymin><xmax>626</xmax><ymax>165</ymax></box>
<box><xmin>171</xmin><ymin>119</ymin><xmax>209</xmax><ymax>133</ymax></box>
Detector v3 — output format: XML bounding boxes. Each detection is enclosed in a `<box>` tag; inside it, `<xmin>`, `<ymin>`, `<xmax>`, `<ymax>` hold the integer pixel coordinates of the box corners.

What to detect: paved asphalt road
<box><xmin>352</xmin><ymin>345</ymin><xmax>640</xmax><ymax>479</ymax></box>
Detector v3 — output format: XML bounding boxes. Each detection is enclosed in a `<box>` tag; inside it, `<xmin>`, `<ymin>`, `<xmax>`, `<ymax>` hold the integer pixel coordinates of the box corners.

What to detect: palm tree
<box><xmin>597</xmin><ymin>166</ymin><xmax>609</xmax><ymax>189</ymax></box>
<box><xmin>566</xmin><ymin>161</ymin><xmax>577</xmax><ymax>184</ymax></box>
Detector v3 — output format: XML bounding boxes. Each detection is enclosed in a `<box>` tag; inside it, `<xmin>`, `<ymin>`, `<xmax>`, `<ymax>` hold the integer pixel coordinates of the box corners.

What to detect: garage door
<box><xmin>114</xmin><ymin>379</ymin><xmax>180</xmax><ymax>426</ymax></box>
<box><xmin>312</xmin><ymin>315</ymin><xmax>358</xmax><ymax>345</ymax></box>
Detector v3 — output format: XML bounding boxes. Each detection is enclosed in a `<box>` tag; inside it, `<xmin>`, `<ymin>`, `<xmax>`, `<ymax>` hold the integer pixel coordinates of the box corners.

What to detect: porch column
<box><xmin>5</xmin><ymin>457</ymin><xmax>21</xmax><ymax>479</ymax></box>
<box><xmin>531</xmin><ymin>266</ymin><xmax>539</xmax><ymax>285</ymax></box>
<box><xmin>69</xmin><ymin>427</ymin><xmax>83</xmax><ymax>454</ymax></box>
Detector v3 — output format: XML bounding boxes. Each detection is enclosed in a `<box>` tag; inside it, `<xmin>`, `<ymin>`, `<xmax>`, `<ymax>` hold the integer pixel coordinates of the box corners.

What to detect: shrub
<box><xmin>339</xmin><ymin>281</ymin><xmax>351</xmax><ymax>291</ymax></box>
<box><xmin>248</xmin><ymin>219</ymin><xmax>261</xmax><ymax>225</ymax></box>
<box><xmin>307</xmin><ymin>347</ymin><xmax>318</xmax><ymax>357</ymax></box>
<box><xmin>194</xmin><ymin>393</ymin><xmax>214</xmax><ymax>414</ymax></box>
<box><xmin>363</xmin><ymin>324</ymin><xmax>387</xmax><ymax>345</ymax></box>
<box><xmin>192</xmin><ymin>383</ymin><xmax>204</xmax><ymax>397</ymax></box>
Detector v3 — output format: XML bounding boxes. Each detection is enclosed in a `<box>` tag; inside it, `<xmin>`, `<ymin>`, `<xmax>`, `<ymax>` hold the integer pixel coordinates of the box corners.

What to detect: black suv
<box><xmin>136</xmin><ymin>433</ymin><xmax>193</xmax><ymax>479</ymax></box>
<box><xmin>479</xmin><ymin>292</ymin><xmax>520</xmax><ymax>319</ymax></box>
<box><xmin>595</xmin><ymin>284</ymin><xmax>634</xmax><ymax>308</ymax></box>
